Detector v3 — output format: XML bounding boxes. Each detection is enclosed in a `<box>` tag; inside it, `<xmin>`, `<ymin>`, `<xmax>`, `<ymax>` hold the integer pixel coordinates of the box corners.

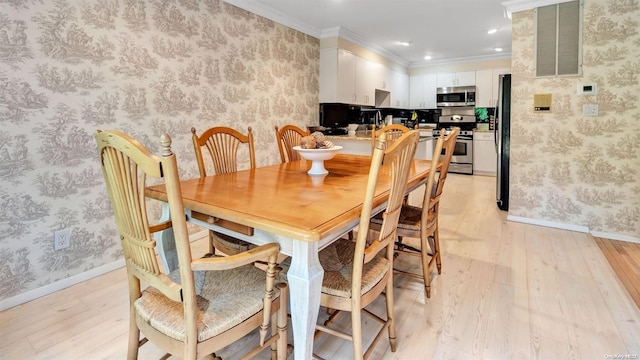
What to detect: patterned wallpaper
<box><xmin>510</xmin><ymin>0</ymin><xmax>639</xmax><ymax>239</ymax></box>
<box><xmin>0</xmin><ymin>0</ymin><xmax>319</xmax><ymax>302</ymax></box>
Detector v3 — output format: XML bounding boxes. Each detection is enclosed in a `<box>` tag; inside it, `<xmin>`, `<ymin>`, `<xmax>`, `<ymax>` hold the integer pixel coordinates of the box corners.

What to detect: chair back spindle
<box><xmin>275</xmin><ymin>125</ymin><xmax>308</xmax><ymax>163</ymax></box>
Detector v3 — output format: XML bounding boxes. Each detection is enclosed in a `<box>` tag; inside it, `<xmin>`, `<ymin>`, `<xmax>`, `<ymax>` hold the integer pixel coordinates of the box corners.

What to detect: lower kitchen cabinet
<box><xmin>473</xmin><ymin>131</ymin><xmax>496</xmax><ymax>176</ymax></box>
<box><xmin>328</xmin><ymin>136</ymin><xmax>432</xmax><ymax>160</ymax></box>
<box><xmin>329</xmin><ymin>137</ymin><xmax>372</xmax><ymax>156</ymax></box>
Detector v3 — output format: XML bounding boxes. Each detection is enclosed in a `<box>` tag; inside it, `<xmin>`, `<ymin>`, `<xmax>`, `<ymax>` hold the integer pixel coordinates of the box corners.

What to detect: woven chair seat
<box><xmin>370</xmin><ymin>204</ymin><xmax>436</xmax><ymax>232</ymax></box>
<box><xmin>135</xmin><ymin>264</ymin><xmax>279</xmax><ymax>342</ymax></box>
<box><xmin>318</xmin><ymin>238</ymin><xmax>389</xmax><ymax>298</ymax></box>
<box><xmin>278</xmin><ymin>238</ymin><xmax>389</xmax><ymax>298</ymax></box>
<box><xmin>211</xmin><ymin>231</ymin><xmax>252</xmax><ymax>252</ymax></box>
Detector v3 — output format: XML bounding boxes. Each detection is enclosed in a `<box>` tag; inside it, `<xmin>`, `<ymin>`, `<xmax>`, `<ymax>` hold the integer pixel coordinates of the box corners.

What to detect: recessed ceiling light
<box><xmin>397</xmin><ymin>41</ymin><xmax>411</xmax><ymax>46</ymax></box>
<box><xmin>494</xmin><ymin>47</ymin><xmax>503</xmax><ymax>52</ymax></box>
<box><xmin>424</xmin><ymin>55</ymin><xmax>432</xmax><ymax>60</ymax></box>
<box><xmin>487</xmin><ymin>29</ymin><xmax>498</xmax><ymax>34</ymax></box>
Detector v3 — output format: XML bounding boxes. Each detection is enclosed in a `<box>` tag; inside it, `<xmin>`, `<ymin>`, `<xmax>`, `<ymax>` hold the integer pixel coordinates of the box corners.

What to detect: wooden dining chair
<box><xmin>191</xmin><ymin>126</ymin><xmax>255</xmax><ymax>256</ymax></box>
<box><xmin>369</xmin><ymin>124</ymin><xmax>414</xmax><ymax>152</ymax></box>
<box><xmin>313</xmin><ymin>130</ymin><xmax>420</xmax><ymax>359</ymax></box>
<box><xmin>275</xmin><ymin>124</ymin><xmax>308</xmax><ymax>163</ymax></box>
<box><xmin>95</xmin><ymin>130</ymin><xmax>288</xmax><ymax>360</ymax></box>
<box><xmin>369</xmin><ymin>127</ymin><xmax>460</xmax><ymax>298</ymax></box>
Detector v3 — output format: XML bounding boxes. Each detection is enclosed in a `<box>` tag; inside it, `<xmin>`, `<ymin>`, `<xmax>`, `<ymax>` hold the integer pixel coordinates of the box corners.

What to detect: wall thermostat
<box><xmin>578</xmin><ymin>83</ymin><xmax>597</xmax><ymax>95</ymax></box>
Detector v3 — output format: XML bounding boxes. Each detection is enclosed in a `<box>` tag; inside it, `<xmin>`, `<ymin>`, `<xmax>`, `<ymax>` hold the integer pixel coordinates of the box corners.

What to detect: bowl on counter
<box><xmin>346</xmin><ymin>124</ymin><xmax>359</xmax><ymax>136</ymax></box>
<box><xmin>293</xmin><ymin>145</ymin><xmax>343</xmax><ymax>175</ymax></box>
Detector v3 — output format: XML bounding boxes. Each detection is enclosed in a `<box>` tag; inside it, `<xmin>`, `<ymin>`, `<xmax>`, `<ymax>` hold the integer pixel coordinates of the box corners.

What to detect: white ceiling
<box><xmin>223</xmin><ymin>0</ymin><xmax>514</xmax><ymax>67</ymax></box>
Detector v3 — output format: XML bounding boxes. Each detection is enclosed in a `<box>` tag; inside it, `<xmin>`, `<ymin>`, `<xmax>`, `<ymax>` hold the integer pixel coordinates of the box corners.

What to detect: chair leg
<box><xmin>351</xmin><ymin>307</ymin><xmax>364</xmax><ymax>360</ymax></box>
<box><xmin>385</xmin><ymin>273</ymin><xmax>397</xmax><ymax>352</ymax></box>
<box><xmin>208</xmin><ymin>230</ymin><xmax>215</xmax><ymax>255</ymax></box>
<box><xmin>420</xmin><ymin>233</ymin><xmax>432</xmax><ymax>299</ymax></box>
<box><xmin>127</xmin><ymin>310</ymin><xmax>139</xmax><ymax>360</ymax></box>
<box><xmin>271</xmin><ymin>312</ymin><xmax>277</xmax><ymax>360</ymax></box>
<box><xmin>276</xmin><ymin>283</ymin><xmax>289</xmax><ymax>360</ymax></box>
<box><xmin>434</xmin><ymin>224</ymin><xmax>442</xmax><ymax>274</ymax></box>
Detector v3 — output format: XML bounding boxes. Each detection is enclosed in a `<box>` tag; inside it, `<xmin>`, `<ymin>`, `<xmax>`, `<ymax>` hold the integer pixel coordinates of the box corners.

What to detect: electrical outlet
<box><xmin>54</xmin><ymin>229</ymin><xmax>70</xmax><ymax>251</ymax></box>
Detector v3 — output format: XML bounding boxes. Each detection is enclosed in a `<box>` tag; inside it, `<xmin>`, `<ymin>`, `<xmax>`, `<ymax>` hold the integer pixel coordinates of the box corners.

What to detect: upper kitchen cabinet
<box><xmin>476</xmin><ymin>68</ymin><xmax>510</xmax><ymax>108</ymax></box>
<box><xmin>320</xmin><ymin>48</ymin><xmax>356</xmax><ymax>104</ymax></box>
<box><xmin>436</xmin><ymin>71</ymin><xmax>476</xmax><ymax>87</ymax></box>
<box><xmin>319</xmin><ymin>48</ymin><xmax>389</xmax><ymax>106</ymax></box>
<box><xmin>409</xmin><ymin>74</ymin><xmax>437</xmax><ymax>109</ymax></box>
<box><xmin>355</xmin><ymin>56</ymin><xmax>379</xmax><ymax>106</ymax></box>
<box><xmin>389</xmin><ymin>69</ymin><xmax>409</xmax><ymax>108</ymax></box>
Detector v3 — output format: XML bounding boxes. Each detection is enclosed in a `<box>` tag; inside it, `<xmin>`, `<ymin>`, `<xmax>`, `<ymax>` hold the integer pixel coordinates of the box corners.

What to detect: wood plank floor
<box><xmin>594</xmin><ymin>237</ymin><xmax>640</xmax><ymax>309</ymax></box>
<box><xmin>1</xmin><ymin>174</ymin><xmax>639</xmax><ymax>359</ymax></box>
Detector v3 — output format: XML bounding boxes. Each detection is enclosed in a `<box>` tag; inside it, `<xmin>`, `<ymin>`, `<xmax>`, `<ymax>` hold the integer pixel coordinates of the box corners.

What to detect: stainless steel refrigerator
<box><xmin>495</xmin><ymin>74</ymin><xmax>511</xmax><ymax>211</ymax></box>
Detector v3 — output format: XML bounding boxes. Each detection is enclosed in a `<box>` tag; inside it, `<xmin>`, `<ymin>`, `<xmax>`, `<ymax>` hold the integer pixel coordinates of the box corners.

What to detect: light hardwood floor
<box><xmin>1</xmin><ymin>174</ymin><xmax>639</xmax><ymax>359</ymax></box>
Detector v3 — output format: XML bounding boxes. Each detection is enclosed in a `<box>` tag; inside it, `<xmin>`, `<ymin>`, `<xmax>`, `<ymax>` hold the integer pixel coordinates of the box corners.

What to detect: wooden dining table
<box><xmin>146</xmin><ymin>153</ymin><xmax>433</xmax><ymax>360</ymax></box>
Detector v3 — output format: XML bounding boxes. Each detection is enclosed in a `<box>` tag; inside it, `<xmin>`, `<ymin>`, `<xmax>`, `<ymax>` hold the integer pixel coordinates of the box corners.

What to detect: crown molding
<box><xmin>323</xmin><ymin>26</ymin><xmax>410</xmax><ymax>68</ymax></box>
<box><xmin>222</xmin><ymin>0</ymin><xmax>321</xmax><ymax>37</ymax></box>
<box><xmin>410</xmin><ymin>52</ymin><xmax>512</xmax><ymax>68</ymax></box>
<box><xmin>502</xmin><ymin>0</ymin><xmax>576</xmax><ymax>17</ymax></box>
<box><xmin>224</xmin><ymin>0</ymin><xmax>506</xmax><ymax>70</ymax></box>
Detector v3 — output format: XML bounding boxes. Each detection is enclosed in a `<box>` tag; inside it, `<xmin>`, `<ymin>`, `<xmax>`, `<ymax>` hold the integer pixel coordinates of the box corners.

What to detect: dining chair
<box><xmin>370</xmin><ymin>127</ymin><xmax>460</xmax><ymax>298</ymax></box>
<box><xmin>95</xmin><ymin>130</ymin><xmax>288</xmax><ymax>360</ymax></box>
<box><xmin>369</xmin><ymin>124</ymin><xmax>414</xmax><ymax>152</ymax></box>
<box><xmin>313</xmin><ymin>130</ymin><xmax>420</xmax><ymax>359</ymax></box>
<box><xmin>191</xmin><ymin>126</ymin><xmax>255</xmax><ymax>256</ymax></box>
<box><xmin>275</xmin><ymin>124</ymin><xmax>308</xmax><ymax>163</ymax></box>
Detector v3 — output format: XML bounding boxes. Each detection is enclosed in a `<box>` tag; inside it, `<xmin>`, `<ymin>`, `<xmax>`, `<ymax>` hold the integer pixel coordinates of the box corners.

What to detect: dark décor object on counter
<box><xmin>496</xmin><ymin>74</ymin><xmax>511</xmax><ymax>211</ymax></box>
<box><xmin>319</xmin><ymin>103</ymin><xmax>362</xmax><ymax>129</ymax></box>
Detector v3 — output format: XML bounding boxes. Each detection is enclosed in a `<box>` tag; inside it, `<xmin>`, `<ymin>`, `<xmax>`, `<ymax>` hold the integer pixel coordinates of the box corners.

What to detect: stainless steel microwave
<box><xmin>436</xmin><ymin>86</ymin><xmax>476</xmax><ymax>107</ymax></box>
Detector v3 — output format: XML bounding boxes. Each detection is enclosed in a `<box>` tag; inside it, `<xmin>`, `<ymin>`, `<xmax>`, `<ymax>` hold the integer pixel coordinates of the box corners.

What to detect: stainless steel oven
<box><xmin>434</xmin><ymin>114</ymin><xmax>476</xmax><ymax>175</ymax></box>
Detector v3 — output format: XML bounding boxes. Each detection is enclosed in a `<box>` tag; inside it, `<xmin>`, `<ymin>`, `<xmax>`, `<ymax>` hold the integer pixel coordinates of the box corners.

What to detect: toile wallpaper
<box><xmin>0</xmin><ymin>0</ymin><xmax>319</xmax><ymax>303</ymax></box>
<box><xmin>510</xmin><ymin>0</ymin><xmax>639</xmax><ymax>239</ymax></box>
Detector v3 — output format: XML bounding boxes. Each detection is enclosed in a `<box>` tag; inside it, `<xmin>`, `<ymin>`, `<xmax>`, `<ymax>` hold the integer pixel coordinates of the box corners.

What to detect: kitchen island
<box><xmin>325</xmin><ymin>130</ymin><xmax>434</xmax><ymax>159</ymax></box>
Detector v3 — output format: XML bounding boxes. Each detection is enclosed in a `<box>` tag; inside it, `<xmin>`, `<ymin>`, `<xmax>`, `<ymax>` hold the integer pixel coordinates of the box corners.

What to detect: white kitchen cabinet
<box><xmin>320</xmin><ymin>48</ymin><xmax>356</xmax><ymax>104</ymax></box>
<box><xmin>355</xmin><ymin>56</ymin><xmax>379</xmax><ymax>106</ymax></box>
<box><xmin>390</xmin><ymin>69</ymin><xmax>409</xmax><ymax>108</ymax></box>
<box><xmin>475</xmin><ymin>68</ymin><xmax>510</xmax><ymax>108</ymax></box>
<box><xmin>409</xmin><ymin>73</ymin><xmax>437</xmax><ymax>109</ymax></box>
<box><xmin>436</xmin><ymin>71</ymin><xmax>476</xmax><ymax>87</ymax></box>
<box><xmin>320</xmin><ymin>48</ymin><xmax>393</xmax><ymax>106</ymax></box>
<box><xmin>475</xmin><ymin>69</ymin><xmax>493</xmax><ymax>107</ymax></box>
<box><xmin>473</xmin><ymin>131</ymin><xmax>497</xmax><ymax>176</ymax></box>
<box><xmin>329</xmin><ymin>138</ymin><xmax>372</xmax><ymax>156</ymax></box>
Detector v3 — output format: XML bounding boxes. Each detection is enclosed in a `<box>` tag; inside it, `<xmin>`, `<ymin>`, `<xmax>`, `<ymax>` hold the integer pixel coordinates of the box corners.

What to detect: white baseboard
<box><xmin>0</xmin><ymin>231</ymin><xmax>209</xmax><ymax>312</ymax></box>
<box><xmin>507</xmin><ymin>215</ymin><xmax>590</xmax><ymax>233</ymax></box>
<box><xmin>590</xmin><ymin>231</ymin><xmax>640</xmax><ymax>244</ymax></box>
<box><xmin>506</xmin><ymin>215</ymin><xmax>640</xmax><ymax>244</ymax></box>
<box><xmin>0</xmin><ymin>259</ymin><xmax>125</xmax><ymax>312</ymax></box>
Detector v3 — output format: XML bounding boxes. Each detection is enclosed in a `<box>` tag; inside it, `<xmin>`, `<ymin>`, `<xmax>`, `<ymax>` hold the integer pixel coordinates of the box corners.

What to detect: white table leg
<box><xmin>154</xmin><ymin>203</ymin><xmax>178</xmax><ymax>273</ymax></box>
<box><xmin>287</xmin><ymin>240</ymin><xmax>324</xmax><ymax>360</ymax></box>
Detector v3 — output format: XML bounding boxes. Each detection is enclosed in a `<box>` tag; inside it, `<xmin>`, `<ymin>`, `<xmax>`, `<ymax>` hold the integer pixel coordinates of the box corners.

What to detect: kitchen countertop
<box><xmin>325</xmin><ymin>131</ymin><xmax>433</xmax><ymax>142</ymax></box>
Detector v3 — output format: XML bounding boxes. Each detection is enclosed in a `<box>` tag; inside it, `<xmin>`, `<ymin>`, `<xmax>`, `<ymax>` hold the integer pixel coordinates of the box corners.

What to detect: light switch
<box><xmin>583</xmin><ymin>104</ymin><xmax>599</xmax><ymax>116</ymax></box>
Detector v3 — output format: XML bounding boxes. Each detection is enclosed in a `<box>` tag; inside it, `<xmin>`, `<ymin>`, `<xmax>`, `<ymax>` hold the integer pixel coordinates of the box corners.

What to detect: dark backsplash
<box><xmin>319</xmin><ymin>103</ymin><xmax>441</xmax><ymax>128</ymax></box>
